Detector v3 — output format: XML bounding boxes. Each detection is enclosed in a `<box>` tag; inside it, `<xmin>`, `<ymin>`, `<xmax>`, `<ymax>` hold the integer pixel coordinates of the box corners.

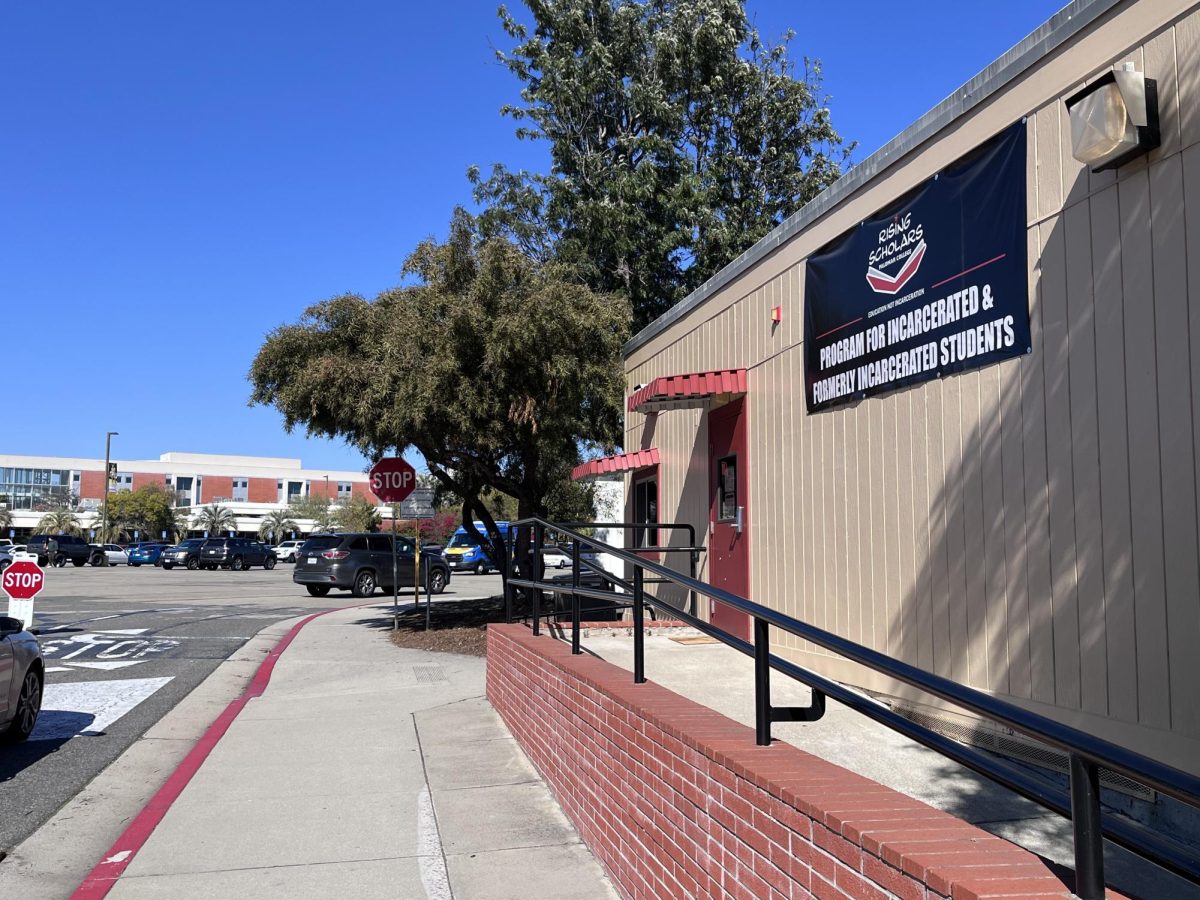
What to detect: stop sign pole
<box><xmin>3</xmin><ymin>559</ymin><xmax>45</xmax><ymax>630</ymax></box>
<box><xmin>369</xmin><ymin>458</ymin><xmax>418</xmax><ymax>631</ymax></box>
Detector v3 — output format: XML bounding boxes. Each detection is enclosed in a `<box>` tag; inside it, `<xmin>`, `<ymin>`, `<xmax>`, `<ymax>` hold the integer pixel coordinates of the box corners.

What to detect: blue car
<box><xmin>128</xmin><ymin>543</ymin><xmax>170</xmax><ymax>566</ymax></box>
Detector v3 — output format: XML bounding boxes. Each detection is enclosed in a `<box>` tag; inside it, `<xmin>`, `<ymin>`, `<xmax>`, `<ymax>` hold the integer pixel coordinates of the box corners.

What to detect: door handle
<box><xmin>734</xmin><ymin>506</ymin><xmax>744</xmax><ymax>534</ymax></box>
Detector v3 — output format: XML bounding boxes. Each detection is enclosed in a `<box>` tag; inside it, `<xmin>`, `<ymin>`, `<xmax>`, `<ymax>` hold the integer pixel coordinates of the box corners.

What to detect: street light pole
<box><xmin>101</xmin><ymin>431</ymin><xmax>118</xmax><ymax>541</ymax></box>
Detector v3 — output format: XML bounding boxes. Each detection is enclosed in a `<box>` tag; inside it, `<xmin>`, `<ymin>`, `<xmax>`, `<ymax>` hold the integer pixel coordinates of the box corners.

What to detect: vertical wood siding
<box><xmin>623</xmin><ymin>5</ymin><xmax>1200</xmax><ymax>770</ymax></box>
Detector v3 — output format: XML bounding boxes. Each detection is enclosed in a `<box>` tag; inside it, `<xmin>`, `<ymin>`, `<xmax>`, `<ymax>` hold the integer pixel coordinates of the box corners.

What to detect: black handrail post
<box><xmin>633</xmin><ymin>566</ymin><xmax>646</xmax><ymax>684</ymax></box>
<box><xmin>532</xmin><ymin>522</ymin><xmax>544</xmax><ymax>636</ymax></box>
<box><xmin>1069</xmin><ymin>754</ymin><xmax>1104</xmax><ymax>900</ymax></box>
<box><xmin>571</xmin><ymin>537</ymin><xmax>582</xmax><ymax>655</ymax></box>
<box><xmin>504</xmin><ymin>571</ymin><xmax>513</xmax><ymax>624</ymax></box>
<box><xmin>688</xmin><ymin>523</ymin><xmax>698</xmax><ymax>617</ymax></box>
<box><xmin>754</xmin><ymin>617</ymin><xmax>771</xmax><ymax>746</ymax></box>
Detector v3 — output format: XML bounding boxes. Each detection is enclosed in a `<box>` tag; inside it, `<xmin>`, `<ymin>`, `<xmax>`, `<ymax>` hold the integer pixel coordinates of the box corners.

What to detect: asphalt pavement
<box><xmin>0</xmin><ymin>563</ymin><xmax>501</xmax><ymax>854</ymax></box>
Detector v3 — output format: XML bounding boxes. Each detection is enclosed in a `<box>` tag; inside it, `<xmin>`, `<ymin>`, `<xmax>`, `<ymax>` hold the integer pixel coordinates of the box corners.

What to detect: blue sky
<box><xmin>1</xmin><ymin>0</ymin><xmax>1065</xmax><ymax>473</ymax></box>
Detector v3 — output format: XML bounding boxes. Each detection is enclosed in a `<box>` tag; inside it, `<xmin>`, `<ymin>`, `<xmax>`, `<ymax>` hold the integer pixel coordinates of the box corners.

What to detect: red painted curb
<box><xmin>70</xmin><ymin>605</ymin><xmax>357</xmax><ymax>899</ymax></box>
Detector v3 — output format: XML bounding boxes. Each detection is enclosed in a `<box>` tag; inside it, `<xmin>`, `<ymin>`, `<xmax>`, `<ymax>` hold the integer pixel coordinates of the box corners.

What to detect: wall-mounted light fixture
<box><xmin>1064</xmin><ymin>62</ymin><xmax>1159</xmax><ymax>172</ymax></box>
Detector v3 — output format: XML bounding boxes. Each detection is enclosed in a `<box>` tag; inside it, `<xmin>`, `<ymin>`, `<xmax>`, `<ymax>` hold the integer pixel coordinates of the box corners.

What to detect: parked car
<box><xmin>199</xmin><ymin>538</ymin><xmax>276</xmax><ymax>570</ymax></box>
<box><xmin>161</xmin><ymin>538</ymin><xmax>207</xmax><ymax>570</ymax></box>
<box><xmin>0</xmin><ymin>546</ymin><xmax>30</xmax><ymax>571</ymax></box>
<box><xmin>272</xmin><ymin>540</ymin><xmax>303</xmax><ymax>562</ymax></box>
<box><xmin>26</xmin><ymin>534</ymin><xmax>92</xmax><ymax>567</ymax></box>
<box><xmin>89</xmin><ymin>543</ymin><xmax>130</xmax><ymax>567</ymax></box>
<box><xmin>1</xmin><ymin>615</ymin><xmax>43</xmax><ymax>742</ymax></box>
<box><xmin>541</xmin><ymin>546</ymin><xmax>572</xmax><ymax>569</ymax></box>
<box><xmin>293</xmin><ymin>532</ymin><xmax>450</xmax><ymax>598</ymax></box>
<box><xmin>128</xmin><ymin>543</ymin><xmax>170</xmax><ymax>566</ymax></box>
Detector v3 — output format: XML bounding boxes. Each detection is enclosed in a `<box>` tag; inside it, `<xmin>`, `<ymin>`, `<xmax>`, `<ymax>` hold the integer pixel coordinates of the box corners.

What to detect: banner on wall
<box><xmin>804</xmin><ymin>122</ymin><xmax>1030</xmax><ymax>413</ymax></box>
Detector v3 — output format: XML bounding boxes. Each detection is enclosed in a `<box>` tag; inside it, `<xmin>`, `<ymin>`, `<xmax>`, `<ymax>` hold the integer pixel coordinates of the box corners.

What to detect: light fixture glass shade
<box><xmin>1069</xmin><ymin>82</ymin><xmax>1138</xmax><ymax>165</ymax></box>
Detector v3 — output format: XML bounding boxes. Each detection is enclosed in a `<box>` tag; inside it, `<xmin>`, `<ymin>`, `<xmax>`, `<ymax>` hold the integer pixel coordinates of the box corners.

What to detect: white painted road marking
<box><xmin>66</xmin><ymin>661</ymin><xmax>146</xmax><ymax>671</ymax></box>
<box><xmin>417</xmin><ymin>786</ymin><xmax>452</xmax><ymax>900</ymax></box>
<box><xmin>40</xmin><ymin>634</ymin><xmax>179</xmax><ymax>661</ymax></box>
<box><xmin>32</xmin><ymin>677</ymin><xmax>173</xmax><ymax>741</ymax></box>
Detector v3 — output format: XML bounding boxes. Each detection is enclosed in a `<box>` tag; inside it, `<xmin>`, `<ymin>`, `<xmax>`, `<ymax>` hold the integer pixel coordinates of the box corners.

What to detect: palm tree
<box><xmin>0</xmin><ymin>506</ymin><xmax>12</xmax><ymax>532</ymax></box>
<box><xmin>36</xmin><ymin>509</ymin><xmax>81</xmax><ymax>536</ymax></box>
<box><xmin>91</xmin><ymin>520</ymin><xmax>128</xmax><ymax>543</ymax></box>
<box><xmin>258</xmin><ymin>509</ymin><xmax>298</xmax><ymax>543</ymax></box>
<box><xmin>194</xmin><ymin>503</ymin><xmax>238</xmax><ymax>537</ymax></box>
<box><xmin>172</xmin><ymin>508</ymin><xmax>193</xmax><ymax>543</ymax></box>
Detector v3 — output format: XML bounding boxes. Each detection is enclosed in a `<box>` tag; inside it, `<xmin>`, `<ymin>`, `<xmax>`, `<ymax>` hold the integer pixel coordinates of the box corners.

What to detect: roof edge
<box><xmin>623</xmin><ymin>0</ymin><xmax>1121</xmax><ymax>358</ymax></box>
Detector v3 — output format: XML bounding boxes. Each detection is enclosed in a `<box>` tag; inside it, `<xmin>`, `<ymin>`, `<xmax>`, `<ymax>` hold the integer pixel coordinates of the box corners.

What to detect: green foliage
<box><xmin>249</xmin><ymin>211</ymin><xmax>629</xmax><ymax>570</ymax></box>
<box><xmin>286</xmin><ymin>494</ymin><xmax>338</xmax><ymax>532</ymax></box>
<box><xmin>335</xmin><ymin>495</ymin><xmax>382</xmax><ymax>533</ymax></box>
<box><xmin>0</xmin><ymin>507</ymin><xmax>12</xmax><ymax>530</ymax></box>
<box><xmin>103</xmin><ymin>485</ymin><xmax>178</xmax><ymax>541</ymax></box>
<box><xmin>36</xmin><ymin>509</ymin><xmax>81</xmax><ymax>536</ymax></box>
<box><xmin>194</xmin><ymin>503</ymin><xmax>238</xmax><ymax>537</ymax></box>
<box><xmin>259</xmin><ymin>509</ymin><xmax>299</xmax><ymax>542</ymax></box>
<box><xmin>473</xmin><ymin>0</ymin><xmax>853</xmax><ymax>330</ymax></box>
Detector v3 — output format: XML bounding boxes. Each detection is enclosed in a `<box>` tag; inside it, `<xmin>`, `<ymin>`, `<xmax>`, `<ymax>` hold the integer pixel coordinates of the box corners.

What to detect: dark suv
<box><xmin>293</xmin><ymin>533</ymin><xmax>450</xmax><ymax>598</ymax></box>
<box><xmin>26</xmin><ymin>534</ymin><xmax>92</xmax><ymax>567</ymax></box>
<box><xmin>161</xmin><ymin>538</ymin><xmax>207</xmax><ymax>570</ymax></box>
<box><xmin>199</xmin><ymin>538</ymin><xmax>276</xmax><ymax>571</ymax></box>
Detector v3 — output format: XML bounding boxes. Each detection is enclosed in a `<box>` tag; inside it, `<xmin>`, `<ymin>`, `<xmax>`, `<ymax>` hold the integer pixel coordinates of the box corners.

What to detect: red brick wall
<box><xmin>201</xmin><ymin>476</ymin><xmax>233</xmax><ymax>504</ymax></box>
<box><xmin>248</xmin><ymin>478</ymin><xmax>276</xmax><ymax>503</ymax></box>
<box><xmin>131</xmin><ymin>472</ymin><xmax>164</xmax><ymax>492</ymax></box>
<box><xmin>79</xmin><ymin>470</ymin><xmax>105</xmax><ymax>500</ymax></box>
<box><xmin>486</xmin><ymin>626</ymin><xmax>1095</xmax><ymax>900</ymax></box>
<box><xmin>351</xmin><ymin>481</ymin><xmax>378</xmax><ymax>504</ymax></box>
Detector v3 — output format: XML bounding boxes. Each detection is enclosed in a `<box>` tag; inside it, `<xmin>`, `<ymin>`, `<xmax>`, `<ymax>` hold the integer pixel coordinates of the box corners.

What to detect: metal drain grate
<box><xmin>413</xmin><ymin>664</ymin><xmax>448</xmax><ymax>684</ymax></box>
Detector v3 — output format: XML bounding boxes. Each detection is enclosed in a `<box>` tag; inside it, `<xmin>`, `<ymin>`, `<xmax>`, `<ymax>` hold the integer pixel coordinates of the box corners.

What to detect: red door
<box><xmin>709</xmin><ymin>398</ymin><xmax>750</xmax><ymax>640</ymax></box>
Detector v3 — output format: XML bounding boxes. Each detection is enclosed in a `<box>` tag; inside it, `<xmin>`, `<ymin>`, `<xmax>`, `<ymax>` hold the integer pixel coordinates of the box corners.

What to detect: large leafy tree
<box><xmin>104</xmin><ymin>485</ymin><xmax>179</xmax><ymax>541</ymax></box>
<box><xmin>334</xmin><ymin>495</ymin><xmax>382</xmax><ymax>533</ymax></box>
<box><xmin>471</xmin><ymin>0</ymin><xmax>853</xmax><ymax>329</ymax></box>
<box><xmin>249</xmin><ymin>211</ymin><xmax>628</xmax><ymax>575</ymax></box>
<box><xmin>286</xmin><ymin>494</ymin><xmax>338</xmax><ymax>533</ymax></box>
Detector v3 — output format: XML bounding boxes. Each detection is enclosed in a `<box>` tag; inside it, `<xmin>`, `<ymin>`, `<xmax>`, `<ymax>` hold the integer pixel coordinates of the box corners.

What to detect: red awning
<box><xmin>627</xmin><ymin>368</ymin><xmax>747</xmax><ymax>413</ymax></box>
<box><xmin>571</xmin><ymin>448</ymin><xmax>660</xmax><ymax>482</ymax></box>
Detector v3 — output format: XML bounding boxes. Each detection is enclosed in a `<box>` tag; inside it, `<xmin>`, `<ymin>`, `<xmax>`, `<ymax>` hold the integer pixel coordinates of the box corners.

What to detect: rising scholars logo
<box><xmin>865</xmin><ymin>213</ymin><xmax>926</xmax><ymax>295</ymax></box>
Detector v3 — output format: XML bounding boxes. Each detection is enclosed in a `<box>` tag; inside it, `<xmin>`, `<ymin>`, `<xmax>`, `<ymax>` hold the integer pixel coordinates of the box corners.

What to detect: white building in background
<box><xmin>0</xmin><ymin>451</ymin><xmax>378</xmax><ymax>538</ymax></box>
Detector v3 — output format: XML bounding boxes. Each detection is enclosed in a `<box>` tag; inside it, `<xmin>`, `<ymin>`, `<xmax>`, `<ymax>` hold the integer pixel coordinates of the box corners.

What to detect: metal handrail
<box><xmin>504</xmin><ymin>516</ymin><xmax>1200</xmax><ymax>898</ymax></box>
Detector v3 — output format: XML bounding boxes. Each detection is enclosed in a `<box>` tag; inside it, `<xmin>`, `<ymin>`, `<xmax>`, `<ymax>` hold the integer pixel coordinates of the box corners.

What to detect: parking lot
<box><xmin>0</xmin><ymin>562</ymin><xmax>502</xmax><ymax>851</ymax></box>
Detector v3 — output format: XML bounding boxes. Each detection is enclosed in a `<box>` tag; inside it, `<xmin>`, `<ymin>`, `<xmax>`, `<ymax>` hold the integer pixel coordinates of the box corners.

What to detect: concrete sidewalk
<box><xmin>94</xmin><ymin>605</ymin><xmax>616</xmax><ymax>900</ymax></box>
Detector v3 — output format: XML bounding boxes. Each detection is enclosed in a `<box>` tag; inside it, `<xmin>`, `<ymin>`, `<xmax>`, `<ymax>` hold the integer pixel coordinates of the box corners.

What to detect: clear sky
<box><xmin>1</xmin><ymin>0</ymin><xmax>1065</xmax><ymax>473</ymax></box>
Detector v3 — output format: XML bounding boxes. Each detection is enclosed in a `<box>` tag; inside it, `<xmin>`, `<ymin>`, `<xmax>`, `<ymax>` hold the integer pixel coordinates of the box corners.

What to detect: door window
<box><xmin>368</xmin><ymin>535</ymin><xmax>391</xmax><ymax>552</ymax></box>
<box><xmin>349</xmin><ymin>537</ymin><xmax>368</xmax><ymax>551</ymax></box>
<box><xmin>717</xmin><ymin>455</ymin><xmax>738</xmax><ymax>521</ymax></box>
<box><xmin>633</xmin><ymin>475</ymin><xmax>658</xmax><ymax>547</ymax></box>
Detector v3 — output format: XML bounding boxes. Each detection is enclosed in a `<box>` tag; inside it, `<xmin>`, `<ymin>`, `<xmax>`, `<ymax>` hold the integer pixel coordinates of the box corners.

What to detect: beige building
<box><xmin>608</xmin><ymin>0</ymin><xmax>1200</xmax><ymax>777</ymax></box>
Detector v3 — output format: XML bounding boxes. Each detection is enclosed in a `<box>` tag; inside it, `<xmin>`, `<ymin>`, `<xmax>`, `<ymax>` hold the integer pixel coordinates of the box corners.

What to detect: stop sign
<box><xmin>2</xmin><ymin>560</ymin><xmax>45</xmax><ymax>601</ymax></box>
<box><xmin>369</xmin><ymin>457</ymin><xmax>417</xmax><ymax>504</ymax></box>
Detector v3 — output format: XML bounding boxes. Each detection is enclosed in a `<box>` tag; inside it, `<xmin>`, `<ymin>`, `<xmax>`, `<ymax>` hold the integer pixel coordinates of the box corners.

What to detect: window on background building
<box><xmin>338</xmin><ymin>481</ymin><xmax>352</xmax><ymax>498</ymax></box>
<box><xmin>114</xmin><ymin>473</ymin><xmax>133</xmax><ymax>492</ymax></box>
<box><xmin>287</xmin><ymin>481</ymin><xmax>303</xmax><ymax>503</ymax></box>
<box><xmin>633</xmin><ymin>474</ymin><xmax>659</xmax><ymax>548</ymax></box>
<box><xmin>0</xmin><ymin>467</ymin><xmax>76</xmax><ymax>510</ymax></box>
<box><xmin>277</xmin><ymin>481</ymin><xmax>285</xmax><ymax>504</ymax></box>
<box><xmin>174</xmin><ymin>476</ymin><xmax>193</xmax><ymax>506</ymax></box>
<box><xmin>232</xmin><ymin>478</ymin><xmax>248</xmax><ymax>502</ymax></box>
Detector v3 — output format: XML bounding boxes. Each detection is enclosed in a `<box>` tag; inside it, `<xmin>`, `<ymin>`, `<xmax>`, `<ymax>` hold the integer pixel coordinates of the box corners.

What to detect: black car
<box><xmin>198</xmin><ymin>537</ymin><xmax>276</xmax><ymax>571</ymax></box>
<box><xmin>161</xmin><ymin>538</ymin><xmax>207</xmax><ymax>570</ymax></box>
<box><xmin>293</xmin><ymin>532</ymin><xmax>450</xmax><ymax>598</ymax></box>
<box><xmin>26</xmin><ymin>534</ymin><xmax>92</xmax><ymax>567</ymax></box>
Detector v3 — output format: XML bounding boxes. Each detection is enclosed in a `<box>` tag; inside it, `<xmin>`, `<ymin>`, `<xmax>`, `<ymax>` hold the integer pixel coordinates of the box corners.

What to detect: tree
<box><xmin>249</xmin><ymin>211</ymin><xmax>628</xmax><ymax>578</ymax></box>
<box><xmin>0</xmin><ymin>507</ymin><xmax>12</xmax><ymax>532</ymax></box>
<box><xmin>472</xmin><ymin>0</ymin><xmax>853</xmax><ymax>330</ymax></box>
<box><xmin>286</xmin><ymin>494</ymin><xmax>338</xmax><ymax>533</ymax></box>
<box><xmin>104</xmin><ymin>485</ymin><xmax>178</xmax><ymax>541</ymax></box>
<box><xmin>194</xmin><ymin>503</ymin><xmax>238</xmax><ymax>537</ymax></box>
<box><xmin>259</xmin><ymin>510</ymin><xmax>299</xmax><ymax>543</ymax></box>
<box><xmin>36</xmin><ymin>509</ymin><xmax>81</xmax><ymax>536</ymax></box>
<box><xmin>335</xmin><ymin>495</ymin><xmax>381</xmax><ymax>533</ymax></box>
<box><xmin>172</xmin><ymin>508</ymin><xmax>192</xmax><ymax>542</ymax></box>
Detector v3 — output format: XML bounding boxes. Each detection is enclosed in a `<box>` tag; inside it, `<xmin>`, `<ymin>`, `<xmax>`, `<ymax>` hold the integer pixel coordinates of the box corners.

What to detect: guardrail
<box><xmin>504</xmin><ymin>517</ymin><xmax>1200</xmax><ymax>899</ymax></box>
